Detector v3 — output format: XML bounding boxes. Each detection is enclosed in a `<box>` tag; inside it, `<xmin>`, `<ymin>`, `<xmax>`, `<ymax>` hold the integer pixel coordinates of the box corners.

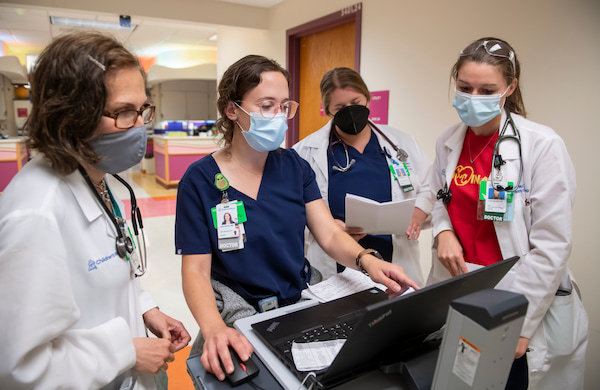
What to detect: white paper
<box><xmin>344</xmin><ymin>194</ymin><xmax>416</xmax><ymax>235</ymax></box>
<box><xmin>302</xmin><ymin>268</ymin><xmax>388</xmax><ymax>303</ymax></box>
<box><xmin>291</xmin><ymin>340</ymin><xmax>346</xmax><ymax>371</ymax></box>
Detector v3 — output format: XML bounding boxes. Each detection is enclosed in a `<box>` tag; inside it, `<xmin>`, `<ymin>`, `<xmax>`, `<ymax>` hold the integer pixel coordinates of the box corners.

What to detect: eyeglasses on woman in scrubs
<box><xmin>236</xmin><ymin>100</ymin><xmax>299</xmax><ymax>120</ymax></box>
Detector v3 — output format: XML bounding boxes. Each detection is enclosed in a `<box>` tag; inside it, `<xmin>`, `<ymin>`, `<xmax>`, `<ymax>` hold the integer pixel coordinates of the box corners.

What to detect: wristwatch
<box><xmin>355</xmin><ymin>248</ymin><xmax>383</xmax><ymax>276</ymax></box>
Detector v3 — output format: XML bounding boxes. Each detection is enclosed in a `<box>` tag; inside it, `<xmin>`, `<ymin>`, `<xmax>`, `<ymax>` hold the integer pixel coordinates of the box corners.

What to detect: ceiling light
<box><xmin>49</xmin><ymin>16</ymin><xmax>137</xmax><ymax>31</ymax></box>
<box><xmin>208</xmin><ymin>33</ymin><xmax>217</xmax><ymax>41</ymax></box>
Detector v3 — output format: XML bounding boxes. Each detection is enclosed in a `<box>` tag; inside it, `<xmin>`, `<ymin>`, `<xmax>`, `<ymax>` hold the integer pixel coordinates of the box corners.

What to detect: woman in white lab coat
<box><xmin>428</xmin><ymin>37</ymin><xmax>588</xmax><ymax>389</ymax></box>
<box><xmin>0</xmin><ymin>32</ymin><xmax>190</xmax><ymax>389</ymax></box>
<box><xmin>294</xmin><ymin>67</ymin><xmax>432</xmax><ymax>286</ymax></box>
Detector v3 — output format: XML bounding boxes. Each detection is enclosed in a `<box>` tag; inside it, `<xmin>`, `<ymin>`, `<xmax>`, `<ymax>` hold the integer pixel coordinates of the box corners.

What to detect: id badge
<box><xmin>484</xmin><ymin>181</ymin><xmax>507</xmax><ymax>213</ymax></box>
<box><xmin>478</xmin><ymin>180</ymin><xmax>514</xmax><ymax>222</ymax></box>
<box><xmin>390</xmin><ymin>160</ymin><xmax>414</xmax><ymax>193</ymax></box>
<box><xmin>216</xmin><ymin>202</ymin><xmax>240</xmax><ymax>238</ymax></box>
<box><xmin>213</xmin><ymin>201</ymin><xmax>248</xmax><ymax>252</ymax></box>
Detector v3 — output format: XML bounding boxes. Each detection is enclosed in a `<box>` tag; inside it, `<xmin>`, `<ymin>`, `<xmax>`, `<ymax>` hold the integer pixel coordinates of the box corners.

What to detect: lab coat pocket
<box><xmin>543</xmin><ymin>282</ymin><xmax>588</xmax><ymax>356</ymax></box>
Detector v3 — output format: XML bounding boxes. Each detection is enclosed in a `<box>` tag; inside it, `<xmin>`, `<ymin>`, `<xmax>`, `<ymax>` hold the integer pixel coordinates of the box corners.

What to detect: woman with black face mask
<box><xmin>293</xmin><ymin>67</ymin><xmax>433</xmax><ymax>286</ymax></box>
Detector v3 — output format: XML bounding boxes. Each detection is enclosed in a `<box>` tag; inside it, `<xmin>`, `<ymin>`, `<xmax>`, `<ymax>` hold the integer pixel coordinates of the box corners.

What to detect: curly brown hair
<box><xmin>215</xmin><ymin>55</ymin><xmax>289</xmax><ymax>151</ymax></box>
<box><xmin>25</xmin><ymin>31</ymin><xmax>144</xmax><ymax>175</ymax></box>
<box><xmin>451</xmin><ymin>37</ymin><xmax>526</xmax><ymax>117</ymax></box>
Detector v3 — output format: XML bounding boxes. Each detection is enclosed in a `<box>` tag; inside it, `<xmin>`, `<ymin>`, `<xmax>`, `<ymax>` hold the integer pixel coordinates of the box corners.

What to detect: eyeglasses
<box><xmin>236</xmin><ymin>100</ymin><xmax>299</xmax><ymax>120</ymax></box>
<box><xmin>460</xmin><ymin>40</ymin><xmax>516</xmax><ymax>74</ymax></box>
<box><xmin>103</xmin><ymin>104</ymin><xmax>155</xmax><ymax>130</ymax></box>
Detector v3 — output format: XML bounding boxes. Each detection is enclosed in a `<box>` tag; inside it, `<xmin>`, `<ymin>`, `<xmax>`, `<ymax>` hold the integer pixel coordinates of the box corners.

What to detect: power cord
<box><xmin>298</xmin><ymin>372</ymin><xmax>321</xmax><ymax>390</ymax></box>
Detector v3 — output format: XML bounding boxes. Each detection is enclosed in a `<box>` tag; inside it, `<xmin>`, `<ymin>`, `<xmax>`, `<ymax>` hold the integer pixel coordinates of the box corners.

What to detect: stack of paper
<box><xmin>302</xmin><ymin>268</ymin><xmax>388</xmax><ymax>303</ymax></box>
<box><xmin>344</xmin><ymin>194</ymin><xmax>416</xmax><ymax>235</ymax></box>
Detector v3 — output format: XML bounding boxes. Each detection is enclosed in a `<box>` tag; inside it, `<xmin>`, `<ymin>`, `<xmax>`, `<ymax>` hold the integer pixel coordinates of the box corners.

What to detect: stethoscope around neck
<box><xmin>328</xmin><ymin>120</ymin><xmax>409</xmax><ymax>172</ymax></box>
<box><xmin>78</xmin><ymin>165</ymin><xmax>147</xmax><ymax>277</ymax></box>
<box><xmin>436</xmin><ymin>111</ymin><xmax>523</xmax><ymax>205</ymax></box>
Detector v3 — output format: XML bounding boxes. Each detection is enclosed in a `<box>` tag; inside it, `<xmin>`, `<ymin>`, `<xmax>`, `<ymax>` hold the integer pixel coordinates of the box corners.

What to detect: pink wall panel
<box><xmin>0</xmin><ymin>162</ymin><xmax>19</xmax><ymax>192</ymax></box>
<box><xmin>155</xmin><ymin>152</ymin><xmax>166</xmax><ymax>180</ymax></box>
<box><xmin>169</xmin><ymin>154</ymin><xmax>206</xmax><ymax>181</ymax></box>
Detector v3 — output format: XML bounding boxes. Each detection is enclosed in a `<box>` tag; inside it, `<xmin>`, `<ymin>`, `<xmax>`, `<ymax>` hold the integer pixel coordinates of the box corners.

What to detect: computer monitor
<box><xmin>317</xmin><ymin>256</ymin><xmax>520</xmax><ymax>388</ymax></box>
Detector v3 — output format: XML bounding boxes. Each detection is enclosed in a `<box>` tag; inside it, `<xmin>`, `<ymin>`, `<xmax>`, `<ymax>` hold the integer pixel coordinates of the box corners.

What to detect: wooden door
<box><xmin>298</xmin><ymin>22</ymin><xmax>355</xmax><ymax>141</ymax></box>
<box><xmin>286</xmin><ymin>3</ymin><xmax>362</xmax><ymax>146</ymax></box>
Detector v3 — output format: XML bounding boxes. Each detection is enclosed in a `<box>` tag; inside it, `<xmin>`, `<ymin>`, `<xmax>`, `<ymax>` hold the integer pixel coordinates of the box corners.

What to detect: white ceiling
<box><xmin>0</xmin><ymin>0</ymin><xmax>284</xmax><ymax>58</ymax></box>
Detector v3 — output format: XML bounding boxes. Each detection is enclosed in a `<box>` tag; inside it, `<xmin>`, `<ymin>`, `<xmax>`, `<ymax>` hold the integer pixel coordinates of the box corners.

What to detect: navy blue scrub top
<box><xmin>175</xmin><ymin>148</ymin><xmax>322</xmax><ymax>308</ymax></box>
<box><xmin>328</xmin><ymin>130</ymin><xmax>393</xmax><ymax>268</ymax></box>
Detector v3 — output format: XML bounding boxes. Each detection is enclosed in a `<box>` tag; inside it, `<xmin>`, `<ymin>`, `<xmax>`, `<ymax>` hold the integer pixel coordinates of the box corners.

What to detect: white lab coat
<box><xmin>293</xmin><ymin>120</ymin><xmax>433</xmax><ymax>286</ymax></box>
<box><xmin>428</xmin><ymin>112</ymin><xmax>588</xmax><ymax>389</ymax></box>
<box><xmin>0</xmin><ymin>155</ymin><xmax>157</xmax><ymax>390</ymax></box>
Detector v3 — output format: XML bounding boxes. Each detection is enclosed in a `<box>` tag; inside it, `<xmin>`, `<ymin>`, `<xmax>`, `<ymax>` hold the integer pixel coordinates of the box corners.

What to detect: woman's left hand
<box><xmin>143</xmin><ymin>308</ymin><xmax>192</xmax><ymax>352</ymax></box>
<box><xmin>361</xmin><ymin>254</ymin><xmax>420</xmax><ymax>297</ymax></box>
<box><xmin>406</xmin><ymin>207</ymin><xmax>428</xmax><ymax>240</ymax></box>
<box><xmin>515</xmin><ymin>337</ymin><xmax>530</xmax><ymax>359</ymax></box>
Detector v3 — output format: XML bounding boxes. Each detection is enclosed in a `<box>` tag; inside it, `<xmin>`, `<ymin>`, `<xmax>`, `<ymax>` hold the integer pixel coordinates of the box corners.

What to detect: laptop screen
<box><xmin>319</xmin><ymin>256</ymin><xmax>520</xmax><ymax>386</ymax></box>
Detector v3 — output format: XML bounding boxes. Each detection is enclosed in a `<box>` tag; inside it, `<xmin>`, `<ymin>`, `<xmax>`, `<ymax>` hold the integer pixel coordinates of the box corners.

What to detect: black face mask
<box><xmin>333</xmin><ymin>105</ymin><xmax>370</xmax><ymax>135</ymax></box>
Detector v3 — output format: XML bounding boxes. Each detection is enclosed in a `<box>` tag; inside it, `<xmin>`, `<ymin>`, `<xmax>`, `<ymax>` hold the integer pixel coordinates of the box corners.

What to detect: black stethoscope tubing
<box><xmin>329</xmin><ymin>120</ymin><xmax>409</xmax><ymax>172</ymax></box>
<box><xmin>112</xmin><ymin>173</ymin><xmax>148</xmax><ymax>277</ymax></box>
<box><xmin>436</xmin><ymin>111</ymin><xmax>523</xmax><ymax>205</ymax></box>
<box><xmin>112</xmin><ymin>173</ymin><xmax>144</xmax><ymax>235</ymax></box>
<box><xmin>79</xmin><ymin>165</ymin><xmax>146</xmax><ymax>276</ymax></box>
<box><xmin>490</xmin><ymin>111</ymin><xmax>523</xmax><ymax>192</ymax></box>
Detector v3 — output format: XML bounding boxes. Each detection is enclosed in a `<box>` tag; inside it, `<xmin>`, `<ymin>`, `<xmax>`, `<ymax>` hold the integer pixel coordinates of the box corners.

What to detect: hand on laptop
<box><xmin>201</xmin><ymin>325</ymin><xmax>254</xmax><ymax>381</ymax></box>
<box><xmin>360</xmin><ymin>254</ymin><xmax>420</xmax><ymax>296</ymax></box>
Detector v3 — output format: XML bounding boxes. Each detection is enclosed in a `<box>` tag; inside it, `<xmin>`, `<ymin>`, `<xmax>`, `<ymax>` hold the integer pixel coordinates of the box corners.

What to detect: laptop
<box><xmin>251</xmin><ymin>256</ymin><xmax>519</xmax><ymax>389</ymax></box>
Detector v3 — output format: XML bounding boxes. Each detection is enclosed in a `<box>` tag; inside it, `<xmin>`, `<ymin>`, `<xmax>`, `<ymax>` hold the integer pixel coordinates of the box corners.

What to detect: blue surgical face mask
<box><xmin>452</xmin><ymin>87</ymin><xmax>509</xmax><ymax>127</ymax></box>
<box><xmin>90</xmin><ymin>125</ymin><xmax>147</xmax><ymax>174</ymax></box>
<box><xmin>236</xmin><ymin>105</ymin><xmax>288</xmax><ymax>152</ymax></box>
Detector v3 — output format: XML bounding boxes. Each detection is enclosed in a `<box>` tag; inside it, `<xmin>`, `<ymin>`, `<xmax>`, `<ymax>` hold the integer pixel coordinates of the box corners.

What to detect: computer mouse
<box><xmin>221</xmin><ymin>346</ymin><xmax>260</xmax><ymax>386</ymax></box>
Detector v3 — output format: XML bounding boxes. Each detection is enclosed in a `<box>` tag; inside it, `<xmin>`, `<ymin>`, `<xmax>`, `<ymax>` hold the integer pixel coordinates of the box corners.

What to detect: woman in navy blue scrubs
<box><xmin>175</xmin><ymin>55</ymin><xmax>419</xmax><ymax>382</ymax></box>
<box><xmin>294</xmin><ymin>68</ymin><xmax>432</xmax><ymax>286</ymax></box>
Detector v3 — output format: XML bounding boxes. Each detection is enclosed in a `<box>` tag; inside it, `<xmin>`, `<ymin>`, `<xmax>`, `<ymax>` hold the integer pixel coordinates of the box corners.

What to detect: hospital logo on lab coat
<box><xmin>88</xmin><ymin>252</ymin><xmax>118</xmax><ymax>272</ymax></box>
